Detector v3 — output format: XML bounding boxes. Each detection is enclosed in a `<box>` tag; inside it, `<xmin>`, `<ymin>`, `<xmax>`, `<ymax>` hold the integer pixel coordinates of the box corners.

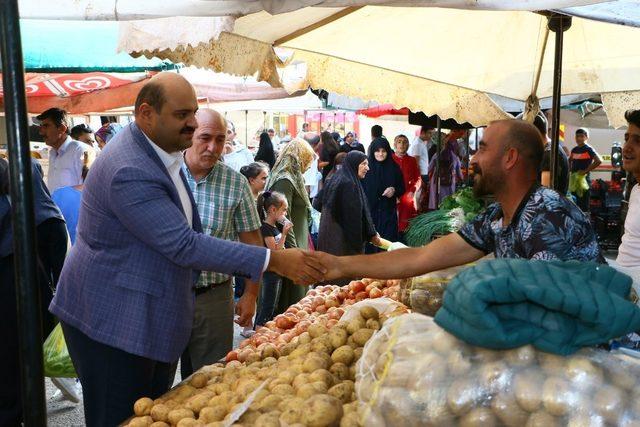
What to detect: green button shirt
<box><xmin>183</xmin><ymin>161</ymin><xmax>261</xmax><ymax>287</ymax></box>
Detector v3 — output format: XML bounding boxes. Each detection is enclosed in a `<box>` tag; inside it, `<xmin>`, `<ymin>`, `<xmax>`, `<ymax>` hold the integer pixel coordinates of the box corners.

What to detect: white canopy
<box><xmin>116</xmin><ymin>4</ymin><xmax>640</xmax><ymax>126</ymax></box>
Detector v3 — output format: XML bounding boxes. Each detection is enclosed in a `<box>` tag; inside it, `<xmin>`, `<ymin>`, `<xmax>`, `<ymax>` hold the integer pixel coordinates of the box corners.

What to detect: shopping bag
<box><xmin>43</xmin><ymin>323</ymin><xmax>77</xmax><ymax>378</ymax></box>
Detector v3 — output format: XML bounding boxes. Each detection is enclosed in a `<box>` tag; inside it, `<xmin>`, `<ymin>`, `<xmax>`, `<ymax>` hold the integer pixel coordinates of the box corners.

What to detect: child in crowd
<box><xmin>254</xmin><ymin>191</ymin><xmax>293</xmax><ymax>326</ymax></box>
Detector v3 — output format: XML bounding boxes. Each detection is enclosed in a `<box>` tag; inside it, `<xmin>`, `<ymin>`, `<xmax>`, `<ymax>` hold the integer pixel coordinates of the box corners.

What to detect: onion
<box><xmin>350</xmin><ymin>281</ymin><xmax>366</xmax><ymax>294</ymax></box>
<box><xmin>369</xmin><ymin>287</ymin><xmax>383</xmax><ymax>299</ymax></box>
<box><xmin>315</xmin><ymin>305</ymin><xmax>328</xmax><ymax>314</ymax></box>
<box><xmin>355</xmin><ymin>291</ymin><xmax>368</xmax><ymax>302</ymax></box>
<box><xmin>225</xmin><ymin>350</ymin><xmax>238</xmax><ymax>363</ymax></box>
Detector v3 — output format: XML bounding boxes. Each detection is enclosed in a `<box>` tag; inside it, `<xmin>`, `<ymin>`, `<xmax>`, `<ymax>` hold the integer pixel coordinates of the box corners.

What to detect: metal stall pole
<box><xmin>465</xmin><ymin>130</ymin><xmax>471</xmax><ymax>187</ymax></box>
<box><xmin>434</xmin><ymin>116</ymin><xmax>442</xmax><ymax>207</ymax></box>
<box><xmin>0</xmin><ymin>1</ymin><xmax>47</xmax><ymax>425</ymax></box>
<box><xmin>548</xmin><ymin>14</ymin><xmax>572</xmax><ymax>191</ymax></box>
<box><xmin>244</xmin><ymin>110</ymin><xmax>249</xmax><ymax>148</ymax></box>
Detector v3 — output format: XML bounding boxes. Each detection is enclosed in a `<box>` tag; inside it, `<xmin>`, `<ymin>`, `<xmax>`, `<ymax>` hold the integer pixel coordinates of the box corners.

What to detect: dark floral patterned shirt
<box><xmin>458</xmin><ymin>185</ymin><xmax>605</xmax><ymax>263</ymax></box>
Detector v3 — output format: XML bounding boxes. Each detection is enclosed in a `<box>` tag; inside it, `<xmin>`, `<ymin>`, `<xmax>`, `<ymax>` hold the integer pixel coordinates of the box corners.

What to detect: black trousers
<box><xmin>0</xmin><ymin>218</ymin><xmax>67</xmax><ymax>427</ymax></box>
<box><xmin>61</xmin><ymin>323</ymin><xmax>174</xmax><ymax>427</ymax></box>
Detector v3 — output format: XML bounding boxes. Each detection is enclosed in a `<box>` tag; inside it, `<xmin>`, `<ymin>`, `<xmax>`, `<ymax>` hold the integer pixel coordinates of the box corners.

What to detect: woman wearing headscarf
<box><xmin>362</xmin><ymin>137</ymin><xmax>405</xmax><ymax>252</ymax></box>
<box><xmin>314</xmin><ymin>151</ymin><xmax>380</xmax><ymax>265</ymax></box>
<box><xmin>428</xmin><ymin>136</ymin><xmax>463</xmax><ymax>210</ymax></box>
<box><xmin>266</xmin><ymin>138</ymin><xmax>316</xmax><ymax>312</ymax></box>
<box><xmin>254</xmin><ymin>131</ymin><xmax>276</xmax><ymax>169</ymax></box>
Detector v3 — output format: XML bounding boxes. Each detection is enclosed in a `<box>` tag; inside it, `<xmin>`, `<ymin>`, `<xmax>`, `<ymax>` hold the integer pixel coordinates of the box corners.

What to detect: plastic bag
<box><xmin>357</xmin><ymin>313</ymin><xmax>640</xmax><ymax>426</ymax></box>
<box><xmin>399</xmin><ymin>265</ymin><xmax>471</xmax><ymax>316</ymax></box>
<box><xmin>43</xmin><ymin>323</ymin><xmax>77</xmax><ymax>378</ymax></box>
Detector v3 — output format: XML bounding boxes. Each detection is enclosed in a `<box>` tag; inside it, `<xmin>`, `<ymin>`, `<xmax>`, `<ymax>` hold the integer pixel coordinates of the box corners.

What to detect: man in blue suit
<box><xmin>49</xmin><ymin>73</ymin><xmax>325</xmax><ymax>426</ymax></box>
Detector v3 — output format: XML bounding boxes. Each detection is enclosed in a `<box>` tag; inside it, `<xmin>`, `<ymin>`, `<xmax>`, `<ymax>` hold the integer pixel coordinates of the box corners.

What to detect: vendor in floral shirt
<box><xmin>318</xmin><ymin>120</ymin><xmax>605</xmax><ymax>282</ymax></box>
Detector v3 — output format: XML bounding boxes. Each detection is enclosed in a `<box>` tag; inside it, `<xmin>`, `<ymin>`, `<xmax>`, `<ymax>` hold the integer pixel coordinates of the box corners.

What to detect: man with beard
<box><xmin>314</xmin><ymin>120</ymin><xmax>604</xmax><ymax>282</ymax></box>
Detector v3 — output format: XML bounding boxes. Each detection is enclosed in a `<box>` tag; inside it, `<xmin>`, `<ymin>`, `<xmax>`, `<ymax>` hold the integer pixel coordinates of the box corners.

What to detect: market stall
<box><xmin>122</xmin><ymin>257</ymin><xmax>640</xmax><ymax>426</ymax></box>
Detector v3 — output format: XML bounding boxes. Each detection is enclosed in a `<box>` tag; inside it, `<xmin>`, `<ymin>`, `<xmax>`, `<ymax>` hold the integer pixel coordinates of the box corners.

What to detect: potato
<box><xmin>279</xmin><ymin>396</ymin><xmax>305</xmax><ymax>412</ymax></box>
<box><xmin>238</xmin><ymin>409</ymin><xmax>261</xmax><ymax>424</ymax></box>
<box><xmin>309</xmin><ymin>324</ymin><xmax>329</xmax><ymax>339</ymax></box>
<box><xmin>167</xmin><ymin>408</ymin><xmax>196</xmax><ymax>425</ymax></box>
<box><xmin>491</xmin><ymin>393</ymin><xmax>529</xmax><ymax>427</ymax></box>
<box><xmin>353</xmin><ymin>347</ymin><xmax>364</xmax><ymax>362</ymax></box>
<box><xmin>254</xmin><ymin>411</ymin><xmax>281</xmax><ymax>427</ymax></box>
<box><xmin>296</xmin><ymin>383</ymin><xmax>323</xmax><ymax>399</ymax></box>
<box><xmin>331</xmin><ymin>346</ymin><xmax>355</xmax><ymax>365</ymax></box>
<box><xmin>309</xmin><ymin>369</ymin><xmax>335</xmax><ymax>387</ymax></box>
<box><xmin>514</xmin><ymin>370</ymin><xmax>543</xmax><ymax>412</ymax></box>
<box><xmin>198</xmin><ymin>405</ymin><xmax>227</xmax><ymax>423</ymax></box>
<box><xmin>329</xmin><ymin>328</ymin><xmax>348</xmax><ymax>349</ymax></box>
<box><xmin>360</xmin><ymin>306</ymin><xmax>379</xmax><ymax>320</ymax></box>
<box><xmin>272</xmin><ymin>383</ymin><xmax>295</xmax><ymax>396</ymax></box>
<box><xmin>340</xmin><ymin>411</ymin><xmax>359</xmax><ymax>427</ymax></box>
<box><xmin>526</xmin><ymin>411</ymin><xmax>559</xmax><ymax>427</ymax></box>
<box><xmin>565</xmin><ymin>356</ymin><xmax>603</xmax><ymax>390</ymax></box>
<box><xmin>328</xmin><ymin>381</ymin><xmax>355</xmax><ymax>403</ymax></box>
<box><xmin>236</xmin><ymin>378</ymin><xmax>262</xmax><ymax>398</ymax></box>
<box><xmin>190</xmin><ymin>373</ymin><xmax>209</xmax><ymax>389</ymax></box>
<box><xmin>280</xmin><ymin>342</ymin><xmax>296</xmax><ymax>356</ymax></box>
<box><xmin>304</xmin><ymin>355</ymin><xmax>330</xmax><ymax>373</ymax></box>
<box><xmin>459</xmin><ymin>407</ymin><xmax>497</xmax><ymax>427</ymax></box>
<box><xmin>343</xmin><ymin>401</ymin><xmax>358</xmax><ymax>414</ymax></box>
<box><xmin>290</xmin><ymin>343</ymin><xmax>312</xmax><ymax>359</ymax></box>
<box><xmin>207</xmin><ymin>383</ymin><xmax>230</xmax><ymax>395</ymax></box>
<box><xmin>593</xmin><ymin>385</ymin><xmax>624</xmax><ymax>423</ymax></box>
<box><xmin>349</xmin><ymin>364</ymin><xmax>357</xmax><ymax>381</ymax></box>
<box><xmin>303</xmin><ymin>394</ymin><xmax>344</xmax><ymax>427</ymax></box>
<box><xmin>346</xmin><ymin>335</ymin><xmax>358</xmax><ymax>349</ymax></box>
<box><xmin>312</xmin><ymin>338</ymin><xmax>334</xmax><ymax>355</ymax></box>
<box><xmin>290</xmin><ymin>373</ymin><xmax>309</xmax><ymax>391</ymax></box>
<box><xmin>173</xmin><ymin>384</ymin><xmax>197</xmax><ymax>402</ymax></box>
<box><xmin>447</xmin><ymin>378</ymin><xmax>481</xmax><ymax>416</ymax></box>
<box><xmin>150</xmin><ymin>422</ymin><xmax>170</xmax><ymax>427</ymax></box>
<box><xmin>280</xmin><ymin>405</ymin><xmax>304</xmax><ymax>424</ymax></box>
<box><xmin>260</xmin><ymin>344</ymin><xmax>280</xmax><ymax>359</ymax></box>
<box><xmin>258</xmin><ymin>394</ymin><xmax>283</xmax><ymax>413</ymax></box>
<box><xmin>330</xmin><ymin>363</ymin><xmax>351</xmax><ymax>381</ymax></box>
<box><xmin>608</xmin><ymin>363</ymin><xmax>637</xmax><ymax>391</ymax></box>
<box><xmin>150</xmin><ymin>404</ymin><xmax>170</xmax><ymax>422</ymax></box>
<box><xmin>346</xmin><ymin>317</ymin><xmax>366</xmax><ymax>335</ymax></box>
<box><xmin>538</xmin><ymin>352</ymin><xmax>565</xmax><ymax>376</ymax></box>
<box><xmin>479</xmin><ymin>361</ymin><xmax>510</xmax><ymax>392</ymax></box>
<box><xmin>542</xmin><ymin>377</ymin><xmax>575</xmax><ymax>416</ymax></box>
<box><xmin>299</xmin><ymin>332</ymin><xmax>312</xmax><ymax>344</ymax></box>
<box><xmin>311</xmin><ymin>381</ymin><xmax>329</xmax><ymax>394</ymax></box>
<box><xmin>186</xmin><ymin>394</ymin><xmax>211</xmax><ymax>414</ymax></box>
<box><xmin>384</xmin><ymin>360</ymin><xmax>414</xmax><ymax>388</ymax></box>
<box><xmin>365</xmin><ymin>319</ymin><xmax>381</xmax><ymax>330</ymax></box>
<box><xmin>566</xmin><ymin>412</ymin><xmax>605</xmax><ymax>427</ymax></box>
<box><xmin>134</xmin><ymin>397</ymin><xmax>154</xmax><ymax>416</ymax></box>
<box><xmin>352</xmin><ymin>329</ymin><xmax>375</xmax><ymax>346</ymax></box>
<box><xmin>128</xmin><ymin>416</ymin><xmax>153</xmax><ymax>427</ymax></box>
<box><xmin>176</xmin><ymin>418</ymin><xmax>204</xmax><ymax>427</ymax></box>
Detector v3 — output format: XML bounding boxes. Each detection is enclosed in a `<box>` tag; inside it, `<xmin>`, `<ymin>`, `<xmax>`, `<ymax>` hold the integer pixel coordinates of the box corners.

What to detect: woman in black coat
<box><xmin>313</xmin><ymin>151</ymin><xmax>380</xmax><ymax>285</ymax></box>
<box><xmin>362</xmin><ymin>137</ymin><xmax>405</xmax><ymax>252</ymax></box>
<box><xmin>254</xmin><ymin>131</ymin><xmax>276</xmax><ymax>169</ymax></box>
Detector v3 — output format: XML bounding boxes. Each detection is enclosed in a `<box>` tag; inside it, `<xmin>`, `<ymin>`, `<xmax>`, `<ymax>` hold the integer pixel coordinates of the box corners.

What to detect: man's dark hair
<box><xmin>576</xmin><ymin>128</ymin><xmax>589</xmax><ymax>137</ymax></box>
<box><xmin>371</xmin><ymin>125</ymin><xmax>383</xmax><ymax>138</ymax></box>
<box><xmin>331</xmin><ymin>132</ymin><xmax>341</xmax><ymax>143</ymax></box>
<box><xmin>625</xmin><ymin>110</ymin><xmax>640</xmax><ymax>128</ymax></box>
<box><xmin>36</xmin><ymin>108</ymin><xmax>69</xmax><ymax>130</ymax></box>
<box><xmin>100</xmin><ymin>116</ymin><xmax>109</xmax><ymax>125</ymax></box>
<box><xmin>70</xmin><ymin>124</ymin><xmax>93</xmax><ymax>140</ymax></box>
<box><xmin>134</xmin><ymin>81</ymin><xmax>167</xmax><ymax>115</ymax></box>
<box><xmin>420</xmin><ymin>126</ymin><xmax>434</xmax><ymax>134</ymax></box>
<box><xmin>502</xmin><ymin>120</ymin><xmax>545</xmax><ymax>173</ymax></box>
<box><xmin>303</xmin><ymin>133</ymin><xmax>320</xmax><ymax>146</ymax></box>
<box><xmin>532</xmin><ymin>113</ymin><xmax>548</xmax><ymax>138</ymax></box>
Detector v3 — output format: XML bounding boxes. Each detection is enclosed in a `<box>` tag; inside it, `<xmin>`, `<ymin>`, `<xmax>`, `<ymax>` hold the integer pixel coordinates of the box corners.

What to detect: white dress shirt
<box><xmin>144</xmin><ymin>134</ymin><xmax>193</xmax><ymax>228</ymax></box>
<box><xmin>409</xmin><ymin>137</ymin><xmax>430</xmax><ymax>175</ymax></box>
<box><xmin>223</xmin><ymin>146</ymin><xmax>255</xmax><ymax>172</ymax></box>
<box><xmin>47</xmin><ymin>136</ymin><xmax>86</xmax><ymax>192</ymax></box>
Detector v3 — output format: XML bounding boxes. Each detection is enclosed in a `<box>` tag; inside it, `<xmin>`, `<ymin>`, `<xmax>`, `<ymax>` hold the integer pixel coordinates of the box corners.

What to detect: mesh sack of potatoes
<box><xmin>356</xmin><ymin>312</ymin><xmax>640</xmax><ymax>427</ymax></box>
<box><xmin>398</xmin><ymin>265</ymin><xmax>471</xmax><ymax>316</ymax></box>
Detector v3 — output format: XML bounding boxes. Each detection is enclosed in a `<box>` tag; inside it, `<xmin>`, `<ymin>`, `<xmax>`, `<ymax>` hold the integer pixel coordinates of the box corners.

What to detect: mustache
<box><xmin>181</xmin><ymin>126</ymin><xmax>196</xmax><ymax>134</ymax></box>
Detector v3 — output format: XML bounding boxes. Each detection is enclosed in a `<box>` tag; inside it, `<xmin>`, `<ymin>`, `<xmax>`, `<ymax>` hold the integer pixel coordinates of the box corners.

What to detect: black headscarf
<box><xmin>254</xmin><ymin>132</ymin><xmax>276</xmax><ymax>169</ymax></box>
<box><xmin>316</xmin><ymin>151</ymin><xmax>376</xmax><ymax>251</ymax></box>
<box><xmin>362</xmin><ymin>137</ymin><xmax>405</xmax><ymax>207</ymax></box>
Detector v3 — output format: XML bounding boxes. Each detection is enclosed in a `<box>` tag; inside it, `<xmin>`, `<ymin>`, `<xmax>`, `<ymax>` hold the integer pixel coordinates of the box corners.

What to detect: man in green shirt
<box><xmin>181</xmin><ymin>108</ymin><xmax>263</xmax><ymax>377</ymax></box>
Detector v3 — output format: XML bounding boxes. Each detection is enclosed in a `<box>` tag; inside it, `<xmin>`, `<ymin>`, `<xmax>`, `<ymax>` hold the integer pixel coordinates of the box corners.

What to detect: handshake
<box><xmin>268</xmin><ymin>249</ymin><xmax>342</xmax><ymax>285</ymax></box>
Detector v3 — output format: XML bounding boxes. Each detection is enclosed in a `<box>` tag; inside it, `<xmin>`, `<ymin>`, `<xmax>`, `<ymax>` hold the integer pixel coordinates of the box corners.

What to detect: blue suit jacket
<box><xmin>50</xmin><ymin>123</ymin><xmax>267</xmax><ymax>362</ymax></box>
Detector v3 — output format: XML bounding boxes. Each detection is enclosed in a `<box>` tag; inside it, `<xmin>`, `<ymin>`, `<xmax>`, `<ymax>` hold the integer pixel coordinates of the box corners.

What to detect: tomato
<box><xmin>350</xmin><ymin>281</ymin><xmax>366</xmax><ymax>294</ymax></box>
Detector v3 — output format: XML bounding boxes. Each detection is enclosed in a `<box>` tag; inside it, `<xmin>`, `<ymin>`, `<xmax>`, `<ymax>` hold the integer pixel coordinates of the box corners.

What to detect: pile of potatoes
<box><xmin>357</xmin><ymin>313</ymin><xmax>640</xmax><ymax>427</ymax></box>
<box><xmin>398</xmin><ymin>265</ymin><xmax>470</xmax><ymax>317</ymax></box>
<box><xmin>127</xmin><ymin>305</ymin><xmax>394</xmax><ymax>427</ymax></box>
